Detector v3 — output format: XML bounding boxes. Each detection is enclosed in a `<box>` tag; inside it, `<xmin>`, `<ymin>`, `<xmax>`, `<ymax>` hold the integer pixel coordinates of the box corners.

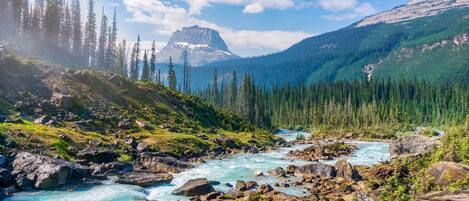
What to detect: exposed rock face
<box><xmin>295</xmin><ymin>163</ymin><xmax>336</xmax><ymax>178</ymax></box>
<box><xmin>91</xmin><ymin>162</ymin><xmax>133</xmax><ymax>176</ymax></box>
<box><xmin>156</xmin><ymin>25</ymin><xmax>239</xmax><ymax>66</ymax></box>
<box><xmin>334</xmin><ymin>159</ymin><xmax>361</xmax><ymax>181</ymax></box>
<box><xmin>424</xmin><ymin>162</ymin><xmax>469</xmax><ymax>188</ymax></box>
<box><xmin>389</xmin><ymin>135</ymin><xmax>440</xmax><ymax>158</ymax></box>
<box><xmin>136</xmin><ymin>153</ymin><xmax>193</xmax><ymax>173</ymax></box>
<box><xmin>12</xmin><ymin>152</ymin><xmax>89</xmax><ymax>189</ymax></box>
<box><xmin>357</xmin><ymin>0</ymin><xmax>469</xmax><ymax>27</ymax></box>
<box><xmin>172</xmin><ymin>178</ymin><xmax>215</xmax><ymax>196</ymax></box>
<box><xmin>114</xmin><ymin>172</ymin><xmax>173</xmax><ymax>187</ymax></box>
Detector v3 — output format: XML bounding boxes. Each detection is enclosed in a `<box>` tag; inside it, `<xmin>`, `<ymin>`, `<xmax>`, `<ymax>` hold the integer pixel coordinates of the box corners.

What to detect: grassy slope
<box><xmin>0</xmin><ymin>54</ymin><xmax>274</xmax><ymax>159</ymax></box>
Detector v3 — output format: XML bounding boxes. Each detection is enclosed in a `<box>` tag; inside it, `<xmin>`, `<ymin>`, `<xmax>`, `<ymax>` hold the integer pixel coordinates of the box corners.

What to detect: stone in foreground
<box><xmin>173</xmin><ymin>178</ymin><xmax>215</xmax><ymax>196</ymax></box>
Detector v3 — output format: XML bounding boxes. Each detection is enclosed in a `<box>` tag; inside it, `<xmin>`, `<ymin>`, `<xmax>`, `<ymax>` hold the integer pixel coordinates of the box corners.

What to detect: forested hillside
<box><xmin>190</xmin><ymin>7</ymin><xmax>469</xmax><ymax>88</ymax></box>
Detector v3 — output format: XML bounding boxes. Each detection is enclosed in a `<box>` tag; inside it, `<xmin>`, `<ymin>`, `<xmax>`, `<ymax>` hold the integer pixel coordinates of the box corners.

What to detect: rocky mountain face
<box><xmin>356</xmin><ymin>0</ymin><xmax>469</xmax><ymax>27</ymax></box>
<box><xmin>156</xmin><ymin>26</ymin><xmax>239</xmax><ymax>66</ymax></box>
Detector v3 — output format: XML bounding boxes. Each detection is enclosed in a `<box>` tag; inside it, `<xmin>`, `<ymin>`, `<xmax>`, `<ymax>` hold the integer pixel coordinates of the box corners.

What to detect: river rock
<box><xmin>289</xmin><ymin>142</ymin><xmax>356</xmax><ymax>161</ymax></box>
<box><xmin>424</xmin><ymin>162</ymin><xmax>469</xmax><ymax>188</ymax></box>
<box><xmin>92</xmin><ymin>161</ymin><xmax>133</xmax><ymax>176</ymax></box>
<box><xmin>114</xmin><ymin>172</ymin><xmax>173</xmax><ymax>187</ymax></box>
<box><xmin>76</xmin><ymin>148</ymin><xmax>119</xmax><ymax>164</ymax></box>
<box><xmin>334</xmin><ymin>159</ymin><xmax>361</xmax><ymax>181</ymax></box>
<box><xmin>295</xmin><ymin>163</ymin><xmax>336</xmax><ymax>178</ymax></box>
<box><xmin>0</xmin><ymin>155</ymin><xmax>7</xmax><ymax>168</ymax></box>
<box><xmin>254</xmin><ymin>170</ymin><xmax>264</xmax><ymax>176</ymax></box>
<box><xmin>268</xmin><ymin>167</ymin><xmax>286</xmax><ymax>177</ymax></box>
<box><xmin>12</xmin><ymin>152</ymin><xmax>79</xmax><ymax>189</ymax></box>
<box><xmin>15</xmin><ymin>173</ymin><xmax>33</xmax><ymax>190</ymax></box>
<box><xmin>286</xmin><ymin>165</ymin><xmax>297</xmax><ymax>175</ymax></box>
<box><xmin>234</xmin><ymin>180</ymin><xmax>248</xmax><ymax>191</ymax></box>
<box><xmin>389</xmin><ymin>135</ymin><xmax>440</xmax><ymax>158</ymax></box>
<box><xmin>136</xmin><ymin>152</ymin><xmax>193</xmax><ymax>173</ymax></box>
<box><xmin>419</xmin><ymin>190</ymin><xmax>469</xmax><ymax>201</ymax></box>
<box><xmin>173</xmin><ymin>178</ymin><xmax>215</xmax><ymax>196</ymax></box>
<box><xmin>257</xmin><ymin>184</ymin><xmax>274</xmax><ymax>194</ymax></box>
<box><xmin>0</xmin><ymin>168</ymin><xmax>12</xmax><ymax>186</ymax></box>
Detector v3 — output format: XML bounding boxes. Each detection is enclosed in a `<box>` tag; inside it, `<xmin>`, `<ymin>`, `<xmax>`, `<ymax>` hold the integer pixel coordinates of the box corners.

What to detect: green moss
<box><xmin>51</xmin><ymin>139</ymin><xmax>73</xmax><ymax>161</ymax></box>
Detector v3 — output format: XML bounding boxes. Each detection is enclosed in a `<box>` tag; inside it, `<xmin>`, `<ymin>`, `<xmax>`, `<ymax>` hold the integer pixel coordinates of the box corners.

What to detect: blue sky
<box><xmin>87</xmin><ymin>0</ymin><xmax>408</xmax><ymax>57</ymax></box>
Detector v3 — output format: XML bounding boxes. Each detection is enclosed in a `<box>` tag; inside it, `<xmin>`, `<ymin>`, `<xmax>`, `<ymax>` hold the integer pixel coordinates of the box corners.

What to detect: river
<box><xmin>6</xmin><ymin>130</ymin><xmax>390</xmax><ymax>201</ymax></box>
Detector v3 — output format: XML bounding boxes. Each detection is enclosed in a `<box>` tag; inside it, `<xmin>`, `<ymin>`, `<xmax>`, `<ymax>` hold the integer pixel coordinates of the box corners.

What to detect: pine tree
<box><xmin>71</xmin><ymin>0</ymin><xmax>81</xmax><ymax>60</ymax></box>
<box><xmin>44</xmin><ymin>0</ymin><xmax>61</xmax><ymax>47</ymax></box>
<box><xmin>212</xmin><ymin>69</ymin><xmax>219</xmax><ymax>105</ymax></box>
<box><xmin>60</xmin><ymin>1</ymin><xmax>71</xmax><ymax>53</ymax></box>
<box><xmin>105</xmin><ymin>8</ymin><xmax>117</xmax><ymax>71</ymax></box>
<box><xmin>83</xmin><ymin>0</ymin><xmax>97</xmax><ymax>67</ymax></box>
<box><xmin>129</xmin><ymin>35</ymin><xmax>141</xmax><ymax>80</ymax></box>
<box><xmin>96</xmin><ymin>8</ymin><xmax>107</xmax><ymax>69</ymax></box>
<box><xmin>21</xmin><ymin>0</ymin><xmax>30</xmax><ymax>39</ymax></box>
<box><xmin>157</xmin><ymin>69</ymin><xmax>161</xmax><ymax>85</ymax></box>
<box><xmin>230</xmin><ymin>71</ymin><xmax>237</xmax><ymax>110</ymax></box>
<box><xmin>115</xmin><ymin>40</ymin><xmax>127</xmax><ymax>77</ymax></box>
<box><xmin>183</xmin><ymin>49</ymin><xmax>191</xmax><ymax>93</ymax></box>
<box><xmin>141</xmin><ymin>50</ymin><xmax>150</xmax><ymax>81</ymax></box>
<box><xmin>168</xmin><ymin>56</ymin><xmax>177</xmax><ymax>90</ymax></box>
<box><xmin>150</xmin><ymin>40</ymin><xmax>157</xmax><ymax>82</ymax></box>
<box><xmin>12</xmin><ymin>0</ymin><xmax>23</xmax><ymax>32</ymax></box>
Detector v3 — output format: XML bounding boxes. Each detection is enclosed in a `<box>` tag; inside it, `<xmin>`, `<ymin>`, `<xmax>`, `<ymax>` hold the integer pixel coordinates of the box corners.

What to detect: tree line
<box><xmin>0</xmin><ymin>0</ymin><xmax>193</xmax><ymax>93</ymax></box>
<box><xmin>197</xmin><ymin>73</ymin><xmax>469</xmax><ymax>130</ymax></box>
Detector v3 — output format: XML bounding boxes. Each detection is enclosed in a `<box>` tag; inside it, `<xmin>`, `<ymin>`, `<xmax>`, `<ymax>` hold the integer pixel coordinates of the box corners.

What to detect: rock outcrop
<box><xmin>424</xmin><ymin>162</ymin><xmax>469</xmax><ymax>188</ymax></box>
<box><xmin>288</xmin><ymin>142</ymin><xmax>356</xmax><ymax>161</ymax></box>
<box><xmin>172</xmin><ymin>178</ymin><xmax>215</xmax><ymax>196</ymax></box>
<box><xmin>76</xmin><ymin>148</ymin><xmax>119</xmax><ymax>164</ymax></box>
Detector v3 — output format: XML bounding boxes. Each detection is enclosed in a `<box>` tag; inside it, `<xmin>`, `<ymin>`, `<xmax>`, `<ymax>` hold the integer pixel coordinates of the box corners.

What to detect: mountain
<box><xmin>156</xmin><ymin>25</ymin><xmax>239</xmax><ymax>66</ymax></box>
<box><xmin>191</xmin><ymin>0</ymin><xmax>469</xmax><ymax>87</ymax></box>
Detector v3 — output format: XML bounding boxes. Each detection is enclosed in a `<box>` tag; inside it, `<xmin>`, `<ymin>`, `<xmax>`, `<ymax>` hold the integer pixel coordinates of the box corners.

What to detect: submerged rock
<box><xmin>389</xmin><ymin>135</ymin><xmax>439</xmax><ymax>158</ymax></box>
<box><xmin>0</xmin><ymin>168</ymin><xmax>12</xmax><ymax>186</ymax></box>
<box><xmin>114</xmin><ymin>172</ymin><xmax>173</xmax><ymax>187</ymax></box>
<box><xmin>173</xmin><ymin>178</ymin><xmax>215</xmax><ymax>196</ymax></box>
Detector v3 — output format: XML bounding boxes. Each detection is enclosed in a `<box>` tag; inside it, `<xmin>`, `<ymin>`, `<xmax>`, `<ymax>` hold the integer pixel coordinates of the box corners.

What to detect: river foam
<box><xmin>6</xmin><ymin>130</ymin><xmax>390</xmax><ymax>201</ymax></box>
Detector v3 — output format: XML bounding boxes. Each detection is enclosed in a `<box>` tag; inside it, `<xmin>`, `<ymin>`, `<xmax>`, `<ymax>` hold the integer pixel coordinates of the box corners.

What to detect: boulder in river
<box><xmin>136</xmin><ymin>152</ymin><xmax>193</xmax><ymax>173</ymax></box>
<box><xmin>334</xmin><ymin>159</ymin><xmax>361</xmax><ymax>181</ymax></box>
<box><xmin>295</xmin><ymin>163</ymin><xmax>336</xmax><ymax>178</ymax></box>
<box><xmin>172</xmin><ymin>178</ymin><xmax>215</xmax><ymax>196</ymax></box>
<box><xmin>254</xmin><ymin>170</ymin><xmax>263</xmax><ymax>176</ymax></box>
<box><xmin>12</xmin><ymin>152</ymin><xmax>89</xmax><ymax>189</ymax></box>
<box><xmin>0</xmin><ymin>168</ymin><xmax>12</xmax><ymax>187</ymax></box>
<box><xmin>0</xmin><ymin>155</ymin><xmax>7</xmax><ymax>168</ymax></box>
<box><xmin>286</xmin><ymin>165</ymin><xmax>297</xmax><ymax>175</ymax></box>
<box><xmin>114</xmin><ymin>172</ymin><xmax>173</xmax><ymax>187</ymax></box>
<box><xmin>389</xmin><ymin>135</ymin><xmax>439</xmax><ymax>158</ymax></box>
<box><xmin>424</xmin><ymin>162</ymin><xmax>469</xmax><ymax>188</ymax></box>
<box><xmin>268</xmin><ymin>167</ymin><xmax>286</xmax><ymax>177</ymax></box>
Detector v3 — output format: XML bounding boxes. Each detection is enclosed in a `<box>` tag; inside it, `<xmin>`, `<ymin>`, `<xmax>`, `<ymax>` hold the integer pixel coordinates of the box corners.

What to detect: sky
<box><xmin>86</xmin><ymin>0</ymin><xmax>408</xmax><ymax>57</ymax></box>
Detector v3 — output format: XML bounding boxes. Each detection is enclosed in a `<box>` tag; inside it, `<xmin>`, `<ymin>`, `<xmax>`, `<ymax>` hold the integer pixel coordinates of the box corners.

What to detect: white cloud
<box><xmin>318</xmin><ymin>0</ymin><xmax>357</xmax><ymax>10</ymax></box>
<box><xmin>243</xmin><ymin>3</ymin><xmax>264</xmax><ymax>14</ymax></box>
<box><xmin>322</xmin><ymin>1</ymin><xmax>377</xmax><ymax>21</ymax></box>
<box><xmin>187</xmin><ymin>0</ymin><xmax>295</xmax><ymax>15</ymax></box>
<box><xmin>123</xmin><ymin>0</ymin><xmax>312</xmax><ymax>56</ymax></box>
